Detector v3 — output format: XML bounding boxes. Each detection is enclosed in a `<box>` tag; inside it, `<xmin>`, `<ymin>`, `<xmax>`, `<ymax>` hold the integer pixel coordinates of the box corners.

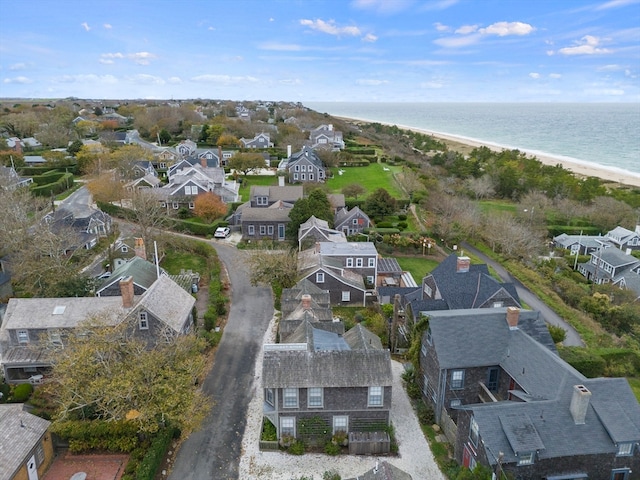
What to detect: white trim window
<box><xmin>17</xmin><ymin>330</ymin><xmax>29</xmax><ymax>344</ymax></box>
<box><xmin>259</xmin><ymin>225</ymin><xmax>266</xmax><ymax>235</ymax></box>
<box><xmin>172</xmin><ymin>202</ymin><xmax>179</xmax><ymax>209</ymax></box>
<box><xmin>617</xmin><ymin>442</ymin><xmax>635</xmax><ymax>456</ymax></box>
<box><xmin>280</xmin><ymin>417</ymin><xmax>295</xmax><ymax>437</ymax></box>
<box><xmin>341</xmin><ymin>291</ymin><xmax>351</xmax><ymax>302</ymax></box>
<box><xmin>307</xmin><ymin>387</ymin><xmax>323</xmax><ymax>408</ymax></box>
<box><xmin>268</xmin><ymin>225</ymin><xmax>274</xmax><ymax>235</ymax></box>
<box><xmin>517</xmin><ymin>452</ymin><xmax>535</xmax><ymax>466</ymax></box>
<box><xmin>346</xmin><ymin>258</ymin><xmax>354</xmax><ymax>267</ymax></box>
<box><xmin>368</xmin><ymin>386</ymin><xmax>383</xmax><ymax>407</ymax></box>
<box><xmin>188</xmin><ymin>202</ymin><xmax>195</xmax><ymax>209</ymax></box>
<box><xmin>283</xmin><ymin>388</ymin><xmax>298</xmax><ymax>408</ymax></box>
<box><xmin>469</xmin><ymin>416</ymin><xmax>479</xmax><ymax>447</ymax></box>
<box><xmin>139</xmin><ymin>311</ymin><xmax>149</xmax><ymax>330</ymax></box>
<box><xmin>293</xmin><ymin>173</ymin><xmax>299</xmax><ymax>181</ymax></box>
<box><xmin>451</xmin><ymin>370</ymin><xmax>465</xmax><ymax>389</ymax></box>
<box><xmin>368</xmin><ymin>258</ymin><xmax>375</xmax><ymax>267</ymax></box>
<box><xmin>309</xmin><ymin>173</ymin><xmax>314</xmax><ymax>181</ymax></box>
<box><xmin>265</xmin><ymin>388</ymin><xmax>275</xmax><ymax>407</ymax></box>
<box><xmin>333</xmin><ymin>415</ymin><xmax>348</xmax><ymax>434</ymax></box>
<box><xmin>356</xmin><ymin>258</ymin><xmax>363</xmax><ymax>267</ymax></box>
<box><xmin>316</xmin><ymin>272</ymin><xmax>325</xmax><ymax>283</ymax></box>
<box><xmin>248</xmin><ymin>225</ymin><xmax>255</xmax><ymax>235</ymax></box>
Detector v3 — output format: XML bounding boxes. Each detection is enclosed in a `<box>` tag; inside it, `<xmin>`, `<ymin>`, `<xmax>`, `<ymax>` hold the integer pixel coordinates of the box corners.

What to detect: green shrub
<box><xmin>287</xmin><ymin>440</ymin><xmax>305</xmax><ymax>455</ymax></box>
<box><xmin>560</xmin><ymin>347</ymin><xmax>606</xmax><ymax>377</ymax></box>
<box><xmin>51</xmin><ymin>420</ymin><xmax>140</xmax><ymax>453</ymax></box>
<box><xmin>324</xmin><ymin>441</ymin><xmax>341</xmax><ymax>456</ymax></box>
<box><xmin>398</xmin><ymin>214</ymin><xmax>407</xmax><ymax>221</ymax></box>
<box><xmin>261</xmin><ymin>418</ymin><xmax>277</xmax><ymax>441</ymax></box>
<box><xmin>11</xmin><ymin>383</ymin><xmax>33</xmax><ymax>402</ymax></box>
<box><xmin>548</xmin><ymin>324</ymin><xmax>567</xmax><ymax>344</ymax></box>
<box><xmin>397</xmin><ymin>221</ymin><xmax>408</xmax><ymax>230</ymax></box>
<box><xmin>135</xmin><ymin>427</ymin><xmax>177</xmax><ymax>480</ymax></box>
<box><xmin>417</xmin><ymin>401</ymin><xmax>435</xmax><ymax>425</ymax></box>
<box><xmin>323</xmin><ymin>470</ymin><xmax>341</xmax><ymax>480</ymax></box>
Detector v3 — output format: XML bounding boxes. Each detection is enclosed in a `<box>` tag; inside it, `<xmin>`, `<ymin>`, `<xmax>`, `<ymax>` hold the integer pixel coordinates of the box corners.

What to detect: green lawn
<box><xmin>395</xmin><ymin>256</ymin><xmax>440</xmax><ymax>283</ymax></box>
<box><xmin>478</xmin><ymin>200</ymin><xmax>518</xmax><ymax>215</ymax></box>
<box><xmin>237</xmin><ymin>175</ymin><xmax>278</xmax><ymax>201</ymax></box>
<box><xmin>327</xmin><ymin>163</ymin><xmax>404</xmax><ymax>198</ymax></box>
<box><xmin>161</xmin><ymin>250</ymin><xmax>208</xmax><ymax>276</ymax></box>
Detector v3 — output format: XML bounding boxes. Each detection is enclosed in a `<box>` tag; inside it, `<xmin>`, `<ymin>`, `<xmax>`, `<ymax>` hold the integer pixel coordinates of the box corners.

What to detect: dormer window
<box><xmin>17</xmin><ymin>330</ymin><xmax>29</xmax><ymax>344</ymax></box>
<box><xmin>139</xmin><ymin>311</ymin><xmax>149</xmax><ymax>330</ymax></box>
<box><xmin>517</xmin><ymin>452</ymin><xmax>535</xmax><ymax>465</ymax></box>
<box><xmin>617</xmin><ymin>442</ymin><xmax>635</xmax><ymax>456</ymax></box>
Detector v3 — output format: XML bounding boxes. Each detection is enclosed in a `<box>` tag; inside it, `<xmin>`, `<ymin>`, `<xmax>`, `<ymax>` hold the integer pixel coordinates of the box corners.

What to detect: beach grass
<box><xmin>327</xmin><ymin>163</ymin><xmax>404</xmax><ymax>197</ymax></box>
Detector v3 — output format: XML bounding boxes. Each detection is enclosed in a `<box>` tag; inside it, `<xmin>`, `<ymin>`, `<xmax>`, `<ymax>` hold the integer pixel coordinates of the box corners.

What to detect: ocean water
<box><xmin>305</xmin><ymin>102</ymin><xmax>640</xmax><ymax>178</ymax></box>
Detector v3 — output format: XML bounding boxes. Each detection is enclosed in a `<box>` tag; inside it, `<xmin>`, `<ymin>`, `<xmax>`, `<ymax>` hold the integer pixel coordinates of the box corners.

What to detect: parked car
<box><xmin>214</xmin><ymin>227</ymin><xmax>231</xmax><ymax>238</ymax></box>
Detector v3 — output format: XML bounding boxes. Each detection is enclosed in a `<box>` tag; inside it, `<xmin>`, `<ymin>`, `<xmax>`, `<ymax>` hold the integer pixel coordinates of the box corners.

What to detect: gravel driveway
<box><xmin>238</xmin><ymin>314</ymin><xmax>446</xmax><ymax>480</ymax></box>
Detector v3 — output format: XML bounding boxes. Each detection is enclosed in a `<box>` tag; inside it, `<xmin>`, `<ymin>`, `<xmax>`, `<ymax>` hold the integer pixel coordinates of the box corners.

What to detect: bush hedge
<box><xmin>30</xmin><ymin>173</ymin><xmax>74</xmax><ymax>197</ymax></box>
<box><xmin>133</xmin><ymin>427</ymin><xmax>179</xmax><ymax>480</ymax></box>
<box><xmin>51</xmin><ymin>420</ymin><xmax>140</xmax><ymax>453</ymax></box>
<box><xmin>11</xmin><ymin>383</ymin><xmax>33</xmax><ymax>402</ymax></box>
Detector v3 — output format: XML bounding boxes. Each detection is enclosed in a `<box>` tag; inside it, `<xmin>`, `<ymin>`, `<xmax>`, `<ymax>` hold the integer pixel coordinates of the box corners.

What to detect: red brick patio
<box><xmin>43</xmin><ymin>452</ymin><xmax>129</xmax><ymax>480</ymax></box>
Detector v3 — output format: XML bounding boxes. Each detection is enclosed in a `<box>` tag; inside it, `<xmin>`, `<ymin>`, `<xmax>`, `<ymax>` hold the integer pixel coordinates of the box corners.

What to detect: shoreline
<box><xmin>336</xmin><ymin>115</ymin><xmax>640</xmax><ymax>188</ymax></box>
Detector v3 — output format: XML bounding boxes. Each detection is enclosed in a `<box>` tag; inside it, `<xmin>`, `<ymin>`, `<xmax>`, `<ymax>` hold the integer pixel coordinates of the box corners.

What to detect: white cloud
<box><xmin>455</xmin><ymin>25</ymin><xmax>478</xmax><ymax>35</ymax></box>
<box><xmin>126</xmin><ymin>74</ymin><xmax>165</xmax><ymax>85</ymax></box>
<box><xmin>434</xmin><ymin>22</ymin><xmax>449</xmax><ymax>32</ymax></box>
<box><xmin>529</xmin><ymin>72</ymin><xmax>541</xmax><ymax>79</ymax></box>
<box><xmin>549</xmin><ymin>73</ymin><xmax>562</xmax><ymax>79</ymax></box>
<box><xmin>479</xmin><ymin>21</ymin><xmax>535</xmax><ymax>36</ymax></box>
<box><xmin>191</xmin><ymin>74</ymin><xmax>259</xmax><ymax>85</ymax></box>
<box><xmin>557</xmin><ymin>35</ymin><xmax>611</xmax><ymax>55</ymax></box>
<box><xmin>356</xmin><ymin>79</ymin><xmax>389</xmax><ymax>85</ymax></box>
<box><xmin>434</xmin><ymin>34</ymin><xmax>481</xmax><ymax>48</ymax></box>
<box><xmin>259</xmin><ymin>42</ymin><xmax>303</xmax><ymax>51</ymax></box>
<box><xmin>81</xmin><ymin>22</ymin><xmax>90</xmax><ymax>31</ymax></box>
<box><xmin>3</xmin><ymin>76</ymin><xmax>32</xmax><ymax>84</ymax></box>
<box><xmin>103</xmin><ymin>23</ymin><xmax>112</xmax><ymax>29</ymax></box>
<box><xmin>280</xmin><ymin>78</ymin><xmax>302</xmax><ymax>85</ymax></box>
<box><xmin>300</xmin><ymin>19</ymin><xmax>361</xmax><ymax>37</ymax></box>
<box><xmin>597</xmin><ymin>64</ymin><xmax>624</xmax><ymax>71</ymax></box>
<box><xmin>595</xmin><ymin>0</ymin><xmax>640</xmax><ymax>10</ymax></box>
<box><xmin>53</xmin><ymin>74</ymin><xmax>117</xmax><ymax>84</ymax></box>
<box><xmin>420</xmin><ymin>81</ymin><xmax>443</xmax><ymax>88</ymax></box>
<box><xmin>9</xmin><ymin>63</ymin><xmax>27</xmax><ymax>71</ymax></box>
<box><xmin>129</xmin><ymin>52</ymin><xmax>156</xmax><ymax>65</ymax></box>
<box><xmin>351</xmin><ymin>0</ymin><xmax>415</xmax><ymax>14</ymax></box>
<box><xmin>421</xmin><ymin>0</ymin><xmax>459</xmax><ymax>11</ymax></box>
<box><xmin>168</xmin><ymin>77</ymin><xmax>182</xmax><ymax>84</ymax></box>
<box><xmin>362</xmin><ymin>33</ymin><xmax>378</xmax><ymax>42</ymax></box>
<box><xmin>208</xmin><ymin>26</ymin><xmax>215</xmax><ymax>31</ymax></box>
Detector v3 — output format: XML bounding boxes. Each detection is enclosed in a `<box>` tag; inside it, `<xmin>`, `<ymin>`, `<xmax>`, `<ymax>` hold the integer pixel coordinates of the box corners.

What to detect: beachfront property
<box><xmin>419</xmin><ymin>307</ymin><xmax>640</xmax><ymax>479</ymax></box>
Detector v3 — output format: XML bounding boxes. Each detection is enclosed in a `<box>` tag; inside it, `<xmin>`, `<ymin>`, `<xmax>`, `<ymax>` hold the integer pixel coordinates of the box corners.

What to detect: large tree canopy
<box><xmin>286</xmin><ymin>188</ymin><xmax>333</xmax><ymax>241</ymax></box>
<box><xmin>364</xmin><ymin>187</ymin><xmax>397</xmax><ymax>219</ymax></box>
<box><xmin>50</xmin><ymin>319</ymin><xmax>209</xmax><ymax>434</ymax></box>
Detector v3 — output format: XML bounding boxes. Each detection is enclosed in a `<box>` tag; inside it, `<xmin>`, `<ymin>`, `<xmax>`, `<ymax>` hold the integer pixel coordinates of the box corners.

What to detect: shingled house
<box><xmin>0</xmin><ymin>275</ymin><xmax>195</xmax><ymax>383</ymax></box>
<box><xmin>419</xmin><ymin>307</ymin><xmax>640</xmax><ymax>478</ymax></box>
<box><xmin>262</xmin><ymin>319</ymin><xmax>392</xmax><ymax>451</ymax></box>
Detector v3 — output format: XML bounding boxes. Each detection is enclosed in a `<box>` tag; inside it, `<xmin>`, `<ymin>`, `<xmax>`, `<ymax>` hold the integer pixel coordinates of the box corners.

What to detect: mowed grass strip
<box><xmin>327</xmin><ymin>163</ymin><xmax>404</xmax><ymax>198</ymax></box>
<box><xmin>395</xmin><ymin>256</ymin><xmax>440</xmax><ymax>284</ymax></box>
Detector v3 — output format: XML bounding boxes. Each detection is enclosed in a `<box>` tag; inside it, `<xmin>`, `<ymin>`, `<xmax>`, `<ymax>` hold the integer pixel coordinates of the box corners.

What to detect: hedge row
<box><xmin>338</xmin><ymin>160</ymin><xmax>370</xmax><ymax>167</ymax></box>
<box><xmin>31</xmin><ymin>171</ymin><xmax>67</xmax><ymax>186</ymax></box>
<box><xmin>30</xmin><ymin>173</ymin><xmax>74</xmax><ymax>197</ymax></box>
<box><xmin>52</xmin><ymin>420</ymin><xmax>140</xmax><ymax>453</ymax></box>
<box><xmin>560</xmin><ymin>347</ymin><xmax>640</xmax><ymax>377</ymax></box>
<box><xmin>344</xmin><ymin>147</ymin><xmax>376</xmax><ymax>155</ymax></box>
<box><xmin>20</xmin><ymin>164</ymin><xmax>79</xmax><ymax>175</ymax></box>
<box><xmin>132</xmin><ymin>427</ymin><xmax>178</xmax><ymax>480</ymax></box>
<box><xmin>171</xmin><ymin>219</ymin><xmax>218</xmax><ymax>236</ymax></box>
<box><xmin>547</xmin><ymin>225</ymin><xmax>602</xmax><ymax>237</ymax></box>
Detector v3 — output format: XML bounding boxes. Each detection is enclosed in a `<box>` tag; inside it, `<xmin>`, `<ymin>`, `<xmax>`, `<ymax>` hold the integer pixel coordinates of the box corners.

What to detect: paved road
<box><xmin>461</xmin><ymin>242</ymin><xmax>584</xmax><ymax>347</ymax></box>
<box><xmin>169</xmin><ymin>243</ymin><xmax>274</xmax><ymax>480</ymax></box>
<box><xmin>58</xmin><ymin>185</ymin><xmax>93</xmax><ymax>214</ymax></box>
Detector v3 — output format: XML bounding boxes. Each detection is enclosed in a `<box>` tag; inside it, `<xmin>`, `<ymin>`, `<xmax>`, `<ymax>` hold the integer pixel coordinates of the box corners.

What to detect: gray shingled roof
<box><xmin>241</xmin><ymin>204</ymin><xmax>293</xmax><ymax>222</ymax></box>
<box><xmin>344</xmin><ymin>323</ymin><xmax>383</xmax><ymax>350</ymax></box>
<box><xmin>251</xmin><ymin>185</ymin><xmax>303</xmax><ymax>203</ymax></box>
<box><xmin>499</xmin><ymin>413</ymin><xmax>546</xmax><ymax>454</ymax></box>
<box><xmin>262</xmin><ymin>348</ymin><xmax>392</xmax><ymax>388</ymax></box>
<box><xmin>0</xmin><ymin>404</ymin><xmax>51</xmax><ymax>480</ymax></box>
<box><xmin>96</xmin><ymin>256</ymin><xmax>161</xmax><ymax>294</ymax></box>
<box><xmin>319</xmin><ymin>241</ymin><xmax>377</xmax><ymax>256</ymax></box>
<box><xmin>134</xmin><ymin>275</ymin><xmax>195</xmax><ymax>332</ymax></box>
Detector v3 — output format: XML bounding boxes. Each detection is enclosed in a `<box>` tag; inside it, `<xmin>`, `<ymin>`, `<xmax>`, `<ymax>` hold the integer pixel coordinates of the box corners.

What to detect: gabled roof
<box><xmin>133</xmin><ymin>274</ymin><xmax>195</xmax><ymax>332</ymax></box>
<box><xmin>424</xmin><ymin>254</ymin><xmax>520</xmax><ymax>309</ymax></box>
<box><xmin>96</xmin><ymin>256</ymin><xmax>161</xmax><ymax>295</ymax></box>
<box><xmin>592</xmin><ymin>247</ymin><xmax>639</xmax><ymax>268</ymax></box>
<box><xmin>250</xmin><ymin>185</ymin><xmax>303</xmax><ymax>203</ymax></box>
<box><xmin>298</xmin><ymin>215</ymin><xmax>346</xmax><ymax>244</ymax></box>
<box><xmin>288</xmin><ymin>146</ymin><xmax>324</xmax><ymax>169</ymax></box>
<box><xmin>263</xmin><ymin>348</ymin><xmax>392</xmax><ymax>388</ymax></box>
<box><xmin>344</xmin><ymin>323</ymin><xmax>383</xmax><ymax>350</ymax></box>
<box><xmin>334</xmin><ymin>206</ymin><xmax>370</xmax><ymax>228</ymax></box>
<box><xmin>0</xmin><ymin>404</ymin><xmax>51</xmax><ymax>480</ymax></box>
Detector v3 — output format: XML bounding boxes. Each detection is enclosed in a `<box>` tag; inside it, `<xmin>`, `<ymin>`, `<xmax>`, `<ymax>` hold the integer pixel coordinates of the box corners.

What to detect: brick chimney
<box><xmin>200</xmin><ymin>155</ymin><xmax>208</xmax><ymax>168</ymax></box>
<box><xmin>119</xmin><ymin>276</ymin><xmax>135</xmax><ymax>308</ymax></box>
<box><xmin>456</xmin><ymin>256</ymin><xmax>470</xmax><ymax>273</ymax></box>
<box><xmin>218</xmin><ymin>145</ymin><xmax>223</xmax><ymax>165</ymax></box>
<box><xmin>301</xmin><ymin>294</ymin><xmax>312</xmax><ymax>310</ymax></box>
<box><xmin>570</xmin><ymin>384</ymin><xmax>591</xmax><ymax>425</ymax></box>
<box><xmin>14</xmin><ymin>139</ymin><xmax>22</xmax><ymax>154</ymax></box>
<box><xmin>506</xmin><ymin>307</ymin><xmax>520</xmax><ymax>330</ymax></box>
<box><xmin>134</xmin><ymin>238</ymin><xmax>146</xmax><ymax>260</ymax></box>
<box><xmin>315</xmin><ymin>242</ymin><xmax>321</xmax><ymax>254</ymax></box>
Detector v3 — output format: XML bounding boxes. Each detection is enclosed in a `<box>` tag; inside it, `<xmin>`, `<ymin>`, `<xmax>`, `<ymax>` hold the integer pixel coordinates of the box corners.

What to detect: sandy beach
<box><xmin>338</xmin><ymin>116</ymin><xmax>640</xmax><ymax>188</ymax></box>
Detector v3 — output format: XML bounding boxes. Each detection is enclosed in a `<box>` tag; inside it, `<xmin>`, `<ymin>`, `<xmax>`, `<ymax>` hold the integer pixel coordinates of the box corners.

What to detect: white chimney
<box><xmin>570</xmin><ymin>384</ymin><xmax>591</xmax><ymax>425</ymax></box>
<box><xmin>278</xmin><ymin>175</ymin><xmax>285</xmax><ymax>187</ymax></box>
<box><xmin>287</xmin><ymin>145</ymin><xmax>292</xmax><ymax>158</ymax></box>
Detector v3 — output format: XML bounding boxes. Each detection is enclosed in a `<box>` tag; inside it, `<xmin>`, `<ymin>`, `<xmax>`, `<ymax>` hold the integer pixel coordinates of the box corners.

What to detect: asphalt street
<box><xmin>461</xmin><ymin>242</ymin><xmax>584</xmax><ymax>347</ymax></box>
<box><xmin>168</xmin><ymin>243</ymin><xmax>273</xmax><ymax>480</ymax></box>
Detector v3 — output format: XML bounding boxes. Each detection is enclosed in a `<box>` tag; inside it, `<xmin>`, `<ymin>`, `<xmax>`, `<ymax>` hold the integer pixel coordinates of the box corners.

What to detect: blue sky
<box><xmin>1</xmin><ymin>0</ymin><xmax>639</xmax><ymax>102</ymax></box>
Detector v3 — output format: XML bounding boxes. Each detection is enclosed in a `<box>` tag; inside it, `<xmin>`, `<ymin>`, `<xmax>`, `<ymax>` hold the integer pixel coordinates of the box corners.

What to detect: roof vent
<box><xmin>53</xmin><ymin>305</ymin><xmax>66</xmax><ymax>315</ymax></box>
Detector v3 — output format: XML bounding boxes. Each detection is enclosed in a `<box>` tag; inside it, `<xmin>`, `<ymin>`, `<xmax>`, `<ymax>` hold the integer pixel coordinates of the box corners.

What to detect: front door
<box><xmin>27</xmin><ymin>454</ymin><xmax>38</xmax><ymax>480</ymax></box>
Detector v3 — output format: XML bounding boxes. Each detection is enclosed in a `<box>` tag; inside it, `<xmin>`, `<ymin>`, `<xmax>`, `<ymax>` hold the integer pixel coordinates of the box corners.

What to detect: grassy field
<box><xmin>628</xmin><ymin>378</ymin><xmax>640</xmax><ymax>402</ymax></box>
<box><xmin>161</xmin><ymin>250</ymin><xmax>208</xmax><ymax>276</ymax></box>
<box><xmin>237</xmin><ymin>175</ymin><xmax>278</xmax><ymax>201</ymax></box>
<box><xmin>327</xmin><ymin>163</ymin><xmax>404</xmax><ymax>198</ymax></box>
<box><xmin>395</xmin><ymin>256</ymin><xmax>440</xmax><ymax>283</ymax></box>
<box><xmin>478</xmin><ymin>200</ymin><xmax>518</xmax><ymax>215</ymax></box>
